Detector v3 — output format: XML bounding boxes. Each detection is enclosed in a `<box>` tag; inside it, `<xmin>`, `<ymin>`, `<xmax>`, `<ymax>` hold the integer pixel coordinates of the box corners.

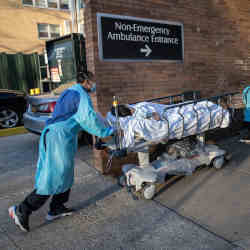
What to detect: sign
<box><xmin>50</xmin><ymin>67</ymin><xmax>60</xmax><ymax>82</ymax></box>
<box><xmin>97</xmin><ymin>13</ymin><xmax>184</xmax><ymax>61</ymax></box>
<box><xmin>47</xmin><ymin>39</ymin><xmax>75</xmax><ymax>84</ymax></box>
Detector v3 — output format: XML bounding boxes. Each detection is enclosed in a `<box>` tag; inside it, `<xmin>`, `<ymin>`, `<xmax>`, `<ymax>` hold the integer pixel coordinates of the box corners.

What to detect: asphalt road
<box><xmin>0</xmin><ymin>133</ymin><xmax>247</xmax><ymax>250</ymax></box>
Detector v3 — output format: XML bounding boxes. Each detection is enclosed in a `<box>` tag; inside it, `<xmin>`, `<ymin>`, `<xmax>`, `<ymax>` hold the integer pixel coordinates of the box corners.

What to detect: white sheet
<box><xmin>106</xmin><ymin>101</ymin><xmax>230</xmax><ymax>148</ymax></box>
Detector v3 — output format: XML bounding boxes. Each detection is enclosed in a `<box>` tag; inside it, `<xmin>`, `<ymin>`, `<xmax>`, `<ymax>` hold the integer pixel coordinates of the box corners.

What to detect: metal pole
<box><xmin>76</xmin><ymin>0</ymin><xmax>81</xmax><ymax>33</ymax></box>
<box><xmin>113</xmin><ymin>96</ymin><xmax>122</xmax><ymax>150</ymax></box>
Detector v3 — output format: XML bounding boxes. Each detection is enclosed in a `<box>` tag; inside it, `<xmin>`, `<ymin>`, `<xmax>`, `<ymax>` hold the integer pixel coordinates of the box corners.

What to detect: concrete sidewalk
<box><xmin>0</xmin><ymin>133</ymin><xmax>246</xmax><ymax>249</ymax></box>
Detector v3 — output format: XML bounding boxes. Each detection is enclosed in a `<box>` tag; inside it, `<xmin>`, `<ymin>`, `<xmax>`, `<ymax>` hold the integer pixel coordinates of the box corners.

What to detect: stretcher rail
<box><xmin>162</xmin><ymin>92</ymin><xmax>239</xmax><ymax>110</ymax></box>
<box><xmin>133</xmin><ymin>91</ymin><xmax>200</xmax><ymax>105</ymax></box>
<box><xmin>160</xmin><ymin>92</ymin><xmax>239</xmax><ymax>138</ymax></box>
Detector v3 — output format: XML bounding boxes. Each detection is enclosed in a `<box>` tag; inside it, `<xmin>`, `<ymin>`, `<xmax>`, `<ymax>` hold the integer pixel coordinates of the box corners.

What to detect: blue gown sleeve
<box><xmin>46</xmin><ymin>90</ymin><xmax>80</xmax><ymax>126</ymax></box>
<box><xmin>243</xmin><ymin>87</ymin><xmax>250</xmax><ymax>106</ymax></box>
<box><xmin>74</xmin><ymin>92</ymin><xmax>114</xmax><ymax>138</ymax></box>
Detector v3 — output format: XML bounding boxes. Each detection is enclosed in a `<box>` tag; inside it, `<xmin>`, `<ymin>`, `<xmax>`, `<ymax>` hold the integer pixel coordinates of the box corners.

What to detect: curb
<box><xmin>0</xmin><ymin>126</ymin><xmax>28</xmax><ymax>137</ymax></box>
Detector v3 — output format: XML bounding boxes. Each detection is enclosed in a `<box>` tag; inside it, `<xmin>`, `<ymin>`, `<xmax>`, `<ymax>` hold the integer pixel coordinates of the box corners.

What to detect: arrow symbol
<box><xmin>140</xmin><ymin>44</ymin><xmax>152</xmax><ymax>57</ymax></box>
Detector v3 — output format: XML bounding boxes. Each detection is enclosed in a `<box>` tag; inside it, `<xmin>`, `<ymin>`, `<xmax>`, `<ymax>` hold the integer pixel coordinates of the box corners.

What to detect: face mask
<box><xmin>90</xmin><ymin>83</ymin><xmax>96</xmax><ymax>93</ymax></box>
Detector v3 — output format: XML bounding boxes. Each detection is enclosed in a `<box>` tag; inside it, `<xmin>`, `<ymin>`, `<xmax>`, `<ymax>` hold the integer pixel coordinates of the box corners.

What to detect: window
<box><xmin>48</xmin><ymin>0</ymin><xmax>57</xmax><ymax>8</ymax></box>
<box><xmin>78</xmin><ymin>23</ymin><xmax>85</xmax><ymax>35</ymax></box>
<box><xmin>35</xmin><ymin>0</ymin><xmax>47</xmax><ymax>8</ymax></box>
<box><xmin>60</xmin><ymin>0</ymin><xmax>69</xmax><ymax>10</ymax></box>
<box><xmin>22</xmin><ymin>0</ymin><xmax>33</xmax><ymax>5</ymax></box>
<box><xmin>38</xmin><ymin>24</ymin><xmax>60</xmax><ymax>39</ymax></box>
<box><xmin>50</xmin><ymin>24</ymin><xmax>60</xmax><ymax>38</ymax></box>
<box><xmin>38</xmin><ymin>24</ymin><xmax>49</xmax><ymax>38</ymax></box>
<box><xmin>23</xmin><ymin>0</ymin><xmax>70</xmax><ymax>10</ymax></box>
<box><xmin>64</xmin><ymin>20</ymin><xmax>71</xmax><ymax>35</ymax></box>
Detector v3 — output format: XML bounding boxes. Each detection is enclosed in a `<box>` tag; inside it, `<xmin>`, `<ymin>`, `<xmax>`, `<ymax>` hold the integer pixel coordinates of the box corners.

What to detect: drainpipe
<box><xmin>76</xmin><ymin>0</ymin><xmax>85</xmax><ymax>34</ymax></box>
<box><xmin>71</xmin><ymin>0</ymin><xmax>76</xmax><ymax>33</ymax></box>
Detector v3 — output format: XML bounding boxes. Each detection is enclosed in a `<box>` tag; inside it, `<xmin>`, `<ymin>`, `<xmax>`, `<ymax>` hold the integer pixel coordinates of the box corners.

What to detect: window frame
<box><xmin>22</xmin><ymin>0</ymin><xmax>34</xmax><ymax>6</ymax></box>
<box><xmin>38</xmin><ymin>23</ymin><xmax>61</xmax><ymax>40</ymax></box>
<box><xmin>59</xmin><ymin>0</ymin><xmax>70</xmax><ymax>10</ymax></box>
<box><xmin>22</xmin><ymin>0</ymin><xmax>70</xmax><ymax>11</ymax></box>
<box><xmin>35</xmin><ymin>0</ymin><xmax>48</xmax><ymax>9</ymax></box>
<box><xmin>47</xmin><ymin>0</ymin><xmax>58</xmax><ymax>9</ymax></box>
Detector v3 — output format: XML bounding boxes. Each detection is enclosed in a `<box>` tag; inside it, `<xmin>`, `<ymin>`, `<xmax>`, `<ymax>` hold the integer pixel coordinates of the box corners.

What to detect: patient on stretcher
<box><xmin>107</xmin><ymin>99</ymin><xmax>231</xmax><ymax>149</ymax></box>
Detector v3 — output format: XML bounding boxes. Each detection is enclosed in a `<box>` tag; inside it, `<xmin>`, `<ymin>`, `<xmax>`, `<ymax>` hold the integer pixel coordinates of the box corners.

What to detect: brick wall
<box><xmin>84</xmin><ymin>0</ymin><xmax>250</xmax><ymax>173</ymax></box>
<box><xmin>0</xmin><ymin>0</ymin><xmax>70</xmax><ymax>53</ymax></box>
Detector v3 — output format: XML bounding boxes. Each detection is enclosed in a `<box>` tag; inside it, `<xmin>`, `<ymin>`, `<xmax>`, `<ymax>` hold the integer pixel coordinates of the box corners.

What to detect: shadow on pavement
<box><xmin>32</xmin><ymin>183</ymin><xmax>122</xmax><ymax>231</ymax></box>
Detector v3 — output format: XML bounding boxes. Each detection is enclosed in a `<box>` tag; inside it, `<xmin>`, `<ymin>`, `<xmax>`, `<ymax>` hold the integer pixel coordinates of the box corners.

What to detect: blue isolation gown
<box><xmin>243</xmin><ymin>87</ymin><xmax>250</xmax><ymax>122</ymax></box>
<box><xmin>35</xmin><ymin>84</ymin><xmax>114</xmax><ymax>195</ymax></box>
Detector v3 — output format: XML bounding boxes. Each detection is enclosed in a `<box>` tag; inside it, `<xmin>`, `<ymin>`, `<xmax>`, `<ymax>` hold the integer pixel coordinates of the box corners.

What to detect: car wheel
<box><xmin>143</xmin><ymin>183</ymin><xmax>156</xmax><ymax>200</ymax></box>
<box><xmin>212</xmin><ymin>156</ymin><xmax>225</xmax><ymax>169</ymax></box>
<box><xmin>0</xmin><ymin>107</ymin><xmax>20</xmax><ymax>128</ymax></box>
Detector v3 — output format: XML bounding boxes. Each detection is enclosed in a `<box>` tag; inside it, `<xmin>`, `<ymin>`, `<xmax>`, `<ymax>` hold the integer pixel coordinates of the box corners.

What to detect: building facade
<box><xmin>0</xmin><ymin>0</ymin><xmax>74</xmax><ymax>53</ymax></box>
<box><xmin>83</xmin><ymin>0</ymin><xmax>250</xmax><ymax>173</ymax></box>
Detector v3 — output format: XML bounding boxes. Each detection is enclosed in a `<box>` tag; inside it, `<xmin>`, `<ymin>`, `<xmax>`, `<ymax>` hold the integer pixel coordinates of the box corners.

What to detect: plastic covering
<box><xmin>107</xmin><ymin>101</ymin><xmax>230</xmax><ymax>148</ymax></box>
<box><xmin>35</xmin><ymin>84</ymin><xmax>114</xmax><ymax>195</ymax></box>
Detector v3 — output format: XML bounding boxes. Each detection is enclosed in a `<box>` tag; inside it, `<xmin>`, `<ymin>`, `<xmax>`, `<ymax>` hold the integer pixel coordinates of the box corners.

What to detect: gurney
<box><xmin>106</xmin><ymin>99</ymin><xmax>230</xmax><ymax>148</ymax></box>
<box><xmin>98</xmin><ymin>91</ymin><xmax>239</xmax><ymax>199</ymax></box>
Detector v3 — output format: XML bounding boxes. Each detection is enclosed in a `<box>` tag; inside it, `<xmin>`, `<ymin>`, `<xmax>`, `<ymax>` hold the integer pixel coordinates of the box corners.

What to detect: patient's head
<box><xmin>212</xmin><ymin>96</ymin><xmax>229</xmax><ymax>109</ymax></box>
<box><xmin>111</xmin><ymin>104</ymin><xmax>134</xmax><ymax>117</ymax></box>
<box><xmin>219</xmin><ymin>96</ymin><xmax>229</xmax><ymax>109</ymax></box>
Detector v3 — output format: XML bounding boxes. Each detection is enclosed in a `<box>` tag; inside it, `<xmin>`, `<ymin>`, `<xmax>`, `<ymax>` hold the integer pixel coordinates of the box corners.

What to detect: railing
<box><xmin>160</xmin><ymin>92</ymin><xmax>239</xmax><ymax>139</ymax></box>
<box><xmin>133</xmin><ymin>91</ymin><xmax>201</xmax><ymax>105</ymax></box>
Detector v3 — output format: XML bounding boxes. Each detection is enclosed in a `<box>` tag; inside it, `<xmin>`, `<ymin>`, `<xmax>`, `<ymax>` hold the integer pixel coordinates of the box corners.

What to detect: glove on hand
<box><xmin>94</xmin><ymin>138</ymin><xmax>106</xmax><ymax>150</ymax></box>
<box><xmin>109</xmin><ymin>148</ymin><xmax>127</xmax><ymax>158</ymax></box>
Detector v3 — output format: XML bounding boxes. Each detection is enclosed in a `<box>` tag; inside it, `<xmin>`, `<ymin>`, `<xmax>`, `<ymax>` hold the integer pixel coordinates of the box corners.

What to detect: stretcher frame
<box><xmin>111</xmin><ymin>91</ymin><xmax>240</xmax><ymax>199</ymax></box>
<box><xmin>112</xmin><ymin>91</ymin><xmax>239</xmax><ymax>154</ymax></box>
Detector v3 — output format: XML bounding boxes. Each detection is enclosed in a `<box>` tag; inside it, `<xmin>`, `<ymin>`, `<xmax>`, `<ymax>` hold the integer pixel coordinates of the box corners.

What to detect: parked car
<box><xmin>23</xmin><ymin>92</ymin><xmax>93</xmax><ymax>145</ymax></box>
<box><xmin>23</xmin><ymin>93</ymin><xmax>57</xmax><ymax>134</ymax></box>
<box><xmin>0</xmin><ymin>89</ymin><xmax>27</xmax><ymax>129</ymax></box>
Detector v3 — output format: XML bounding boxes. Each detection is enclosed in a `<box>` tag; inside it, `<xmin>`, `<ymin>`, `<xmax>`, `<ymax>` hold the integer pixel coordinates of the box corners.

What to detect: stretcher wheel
<box><xmin>143</xmin><ymin>183</ymin><xmax>156</xmax><ymax>200</ymax></box>
<box><xmin>212</xmin><ymin>156</ymin><xmax>225</xmax><ymax>169</ymax></box>
<box><xmin>118</xmin><ymin>175</ymin><xmax>126</xmax><ymax>187</ymax></box>
<box><xmin>225</xmin><ymin>153</ymin><xmax>232</xmax><ymax>161</ymax></box>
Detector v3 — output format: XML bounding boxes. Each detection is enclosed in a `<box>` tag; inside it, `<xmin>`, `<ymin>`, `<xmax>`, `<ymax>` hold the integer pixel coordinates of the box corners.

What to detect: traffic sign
<box><xmin>97</xmin><ymin>13</ymin><xmax>184</xmax><ymax>62</ymax></box>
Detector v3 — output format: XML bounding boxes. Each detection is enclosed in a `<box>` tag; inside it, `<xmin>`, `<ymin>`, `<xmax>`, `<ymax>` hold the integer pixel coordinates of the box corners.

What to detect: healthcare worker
<box><xmin>241</xmin><ymin>86</ymin><xmax>250</xmax><ymax>142</ymax></box>
<box><xmin>8</xmin><ymin>71</ymin><xmax>114</xmax><ymax>232</ymax></box>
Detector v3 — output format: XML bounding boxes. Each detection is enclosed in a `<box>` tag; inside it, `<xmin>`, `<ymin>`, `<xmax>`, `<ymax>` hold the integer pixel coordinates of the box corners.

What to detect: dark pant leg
<box><xmin>247</xmin><ymin>122</ymin><xmax>250</xmax><ymax>131</ymax></box>
<box><xmin>243</xmin><ymin>122</ymin><xmax>250</xmax><ymax>136</ymax></box>
<box><xmin>19</xmin><ymin>189</ymin><xmax>50</xmax><ymax>216</ymax></box>
<box><xmin>49</xmin><ymin>189</ymin><xmax>71</xmax><ymax>211</ymax></box>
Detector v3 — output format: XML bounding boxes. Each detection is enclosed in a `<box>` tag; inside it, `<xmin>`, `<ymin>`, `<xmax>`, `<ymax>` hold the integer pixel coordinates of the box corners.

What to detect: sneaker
<box><xmin>8</xmin><ymin>206</ymin><xmax>29</xmax><ymax>232</ymax></box>
<box><xmin>46</xmin><ymin>205</ymin><xmax>74</xmax><ymax>221</ymax></box>
<box><xmin>240</xmin><ymin>136</ymin><xmax>250</xmax><ymax>143</ymax></box>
